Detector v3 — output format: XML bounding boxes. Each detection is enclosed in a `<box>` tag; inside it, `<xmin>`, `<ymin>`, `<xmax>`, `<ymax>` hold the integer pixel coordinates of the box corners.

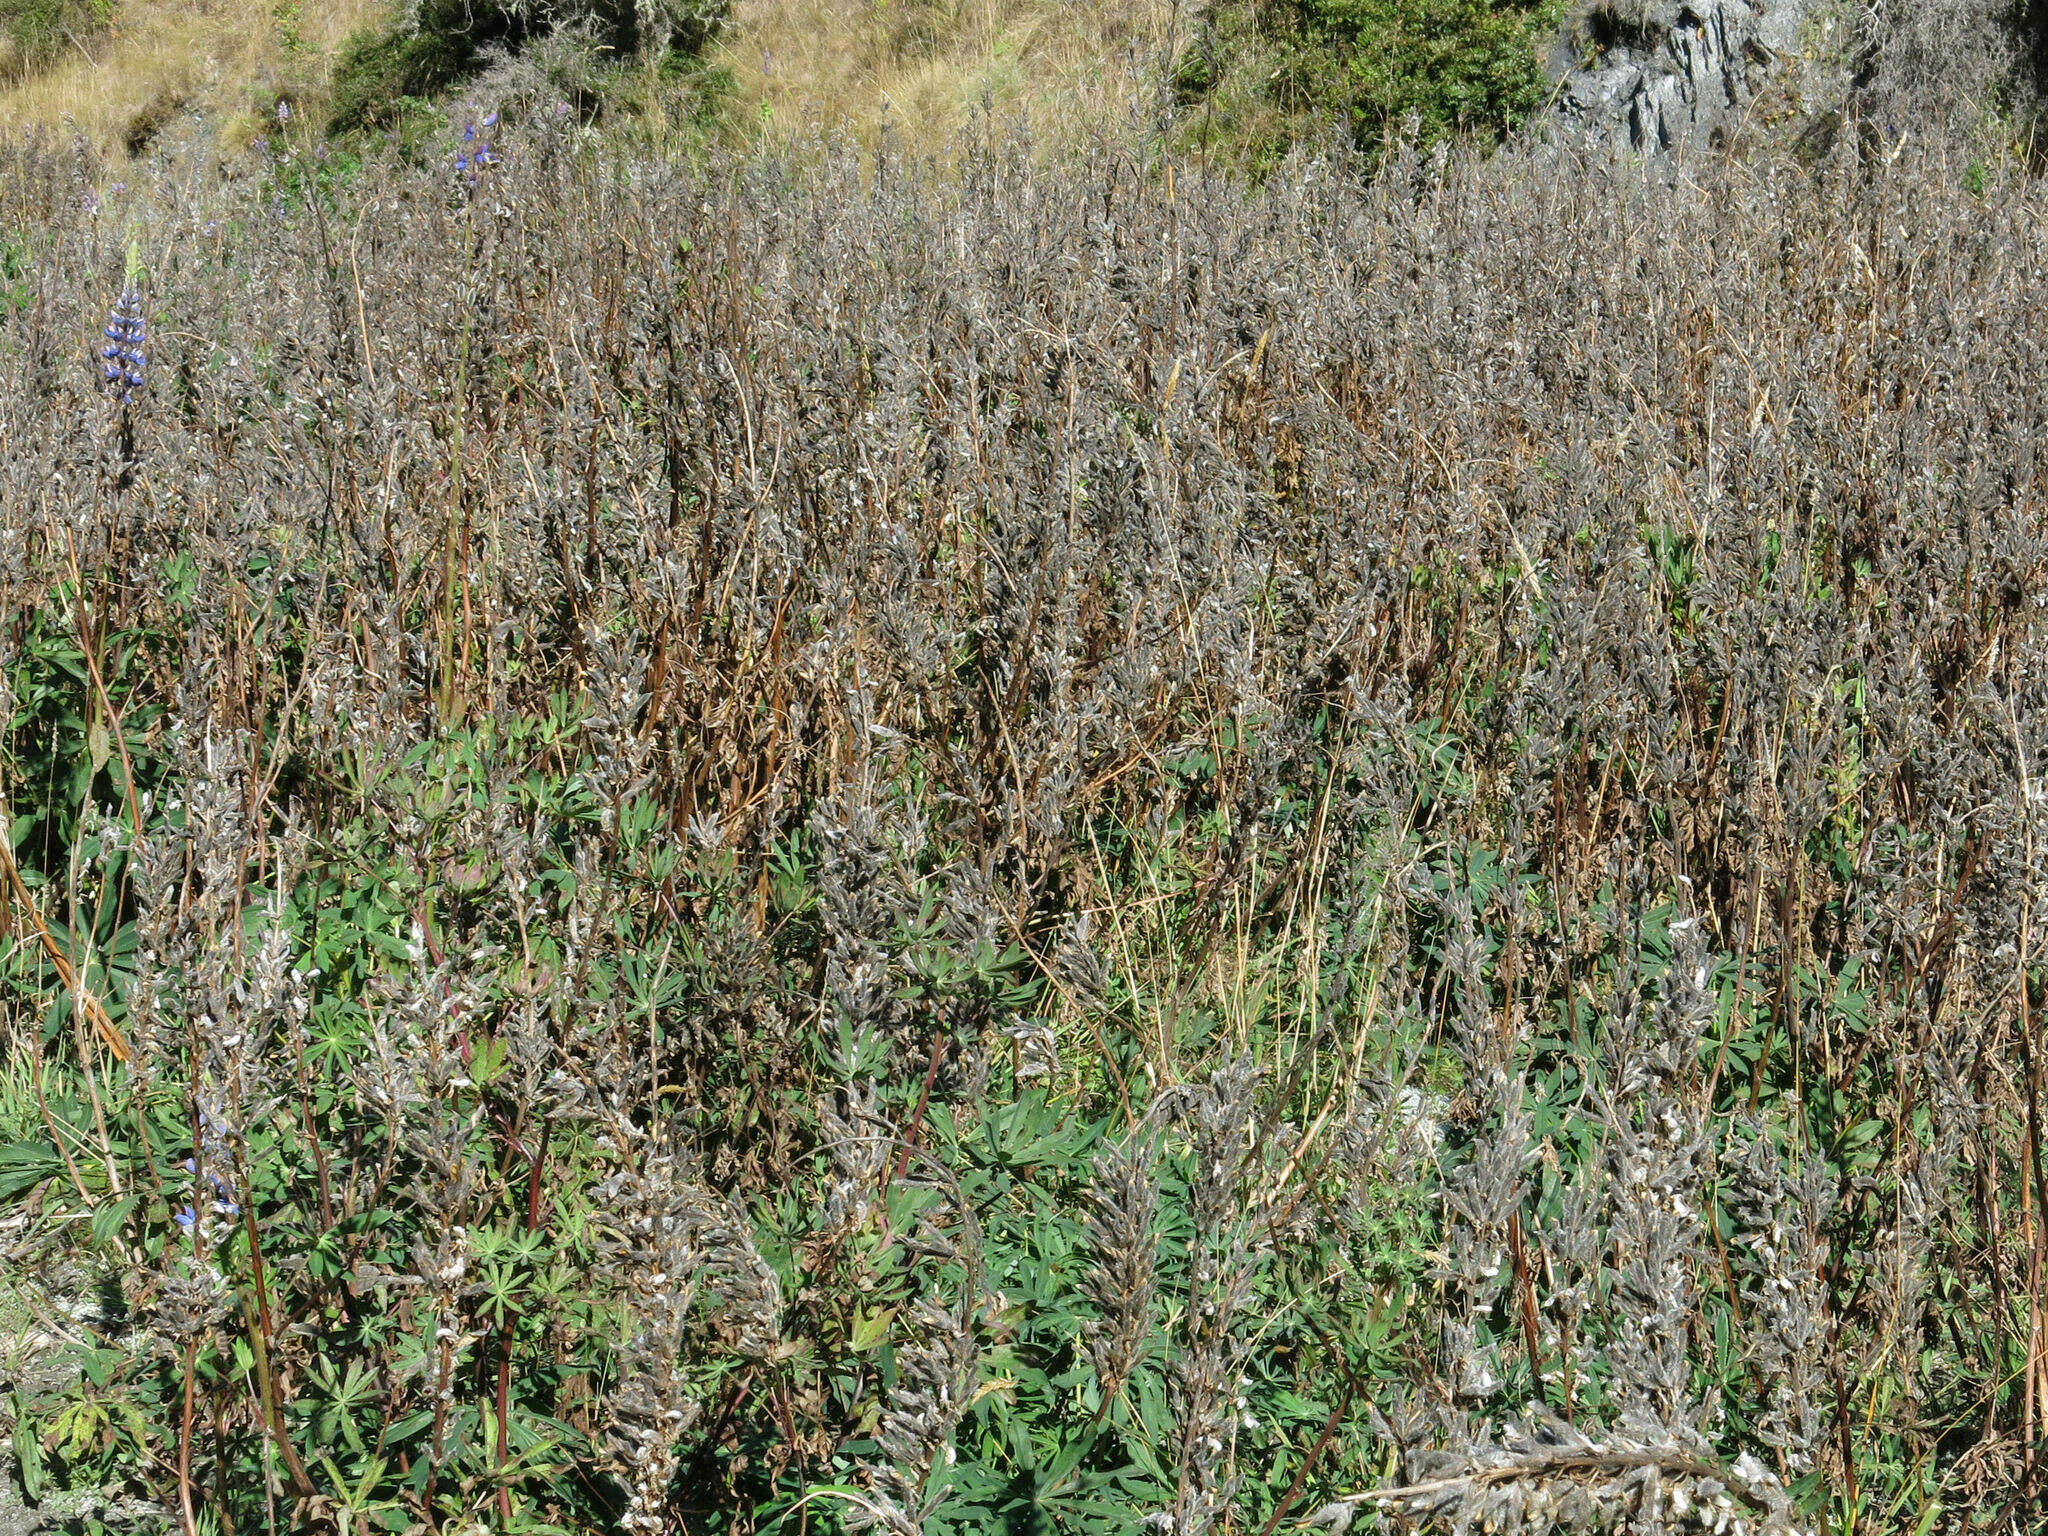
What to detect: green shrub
<box><xmin>0</xmin><ymin>0</ymin><xmax>114</xmax><ymax>83</ymax></box>
<box><xmin>328</xmin><ymin>0</ymin><xmax>730</xmax><ymax>133</ymax></box>
<box><xmin>328</xmin><ymin>0</ymin><xmax>509</xmax><ymax>134</ymax></box>
<box><xmin>1178</xmin><ymin>0</ymin><xmax>1564</xmax><ymax>165</ymax></box>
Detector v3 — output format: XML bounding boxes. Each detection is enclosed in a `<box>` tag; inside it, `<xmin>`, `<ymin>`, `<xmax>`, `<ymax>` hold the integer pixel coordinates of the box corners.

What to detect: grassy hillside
<box><xmin>726</xmin><ymin>0</ymin><xmax>1171</xmax><ymax>151</ymax></box>
<box><xmin>0</xmin><ymin>0</ymin><xmax>382</xmax><ymax>147</ymax></box>
<box><xmin>0</xmin><ymin>0</ymin><xmax>1565</xmax><ymax>160</ymax></box>
<box><xmin>0</xmin><ymin>0</ymin><xmax>1178</xmax><ymax>153</ymax></box>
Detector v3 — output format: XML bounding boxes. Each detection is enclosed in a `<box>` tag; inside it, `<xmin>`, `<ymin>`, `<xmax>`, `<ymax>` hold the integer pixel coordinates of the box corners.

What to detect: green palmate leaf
<box><xmin>848</xmin><ymin>1307</ymin><xmax>895</xmax><ymax>1353</ymax></box>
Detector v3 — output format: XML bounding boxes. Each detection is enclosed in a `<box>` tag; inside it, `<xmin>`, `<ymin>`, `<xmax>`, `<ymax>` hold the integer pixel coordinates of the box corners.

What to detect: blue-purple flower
<box><xmin>452</xmin><ymin>108</ymin><xmax>501</xmax><ymax>189</ymax></box>
<box><xmin>98</xmin><ymin>288</ymin><xmax>146</xmax><ymax>402</ymax></box>
<box><xmin>174</xmin><ymin>1155</ymin><xmax>239</xmax><ymax>1236</ymax></box>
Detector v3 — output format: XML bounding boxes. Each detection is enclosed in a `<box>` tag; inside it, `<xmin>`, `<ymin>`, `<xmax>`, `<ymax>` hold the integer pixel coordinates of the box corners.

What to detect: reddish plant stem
<box><xmin>1508</xmin><ymin>1212</ymin><xmax>1544</xmax><ymax>1392</ymax></box>
<box><xmin>1252</xmin><ymin>1375</ymin><xmax>1356</xmax><ymax>1536</ymax></box>
<box><xmin>887</xmin><ymin>1033</ymin><xmax>949</xmax><ymax>1188</ymax></box>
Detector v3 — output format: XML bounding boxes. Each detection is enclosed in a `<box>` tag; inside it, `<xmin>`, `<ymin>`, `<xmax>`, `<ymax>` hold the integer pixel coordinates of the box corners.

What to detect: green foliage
<box><xmin>328</xmin><ymin>0</ymin><xmax>731</xmax><ymax>133</ymax></box>
<box><xmin>328</xmin><ymin>0</ymin><xmax>516</xmax><ymax>134</ymax></box>
<box><xmin>1280</xmin><ymin>0</ymin><xmax>1564</xmax><ymax>145</ymax></box>
<box><xmin>0</xmin><ymin>232</ymin><xmax>30</xmax><ymax>316</ymax></box>
<box><xmin>1176</xmin><ymin>0</ymin><xmax>1564</xmax><ymax>165</ymax></box>
<box><xmin>2</xmin><ymin>588</ymin><xmax>170</xmax><ymax>883</ymax></box>
<box><xmin>0</xmin><ymin>555</ymin><xmax>1437</xmax><ymax>1535</ymax></box>
<box><xmin>0</xmin><ymin>0</ymin><xmax>112</xmax><ymax>81</ymax></box>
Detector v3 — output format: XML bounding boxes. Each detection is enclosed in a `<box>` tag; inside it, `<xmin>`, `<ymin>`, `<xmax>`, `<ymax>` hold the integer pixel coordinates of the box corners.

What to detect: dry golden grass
<box><xmin>717</xmin><ymin>0</ymin><xmax>1180</xmax><ymax>153</ymax></box>
<box><xmin>0</xmin><ymin>0</ymin><xmax>1175</xmax><ymax>154</ymax></box>
<box><xmin>0</xmin><ymin>0</ymin><xmax>384</xmax><ymax>148</ymax></box>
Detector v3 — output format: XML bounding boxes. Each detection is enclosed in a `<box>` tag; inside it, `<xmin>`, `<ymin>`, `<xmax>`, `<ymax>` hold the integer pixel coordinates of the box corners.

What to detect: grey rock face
<box><xmin>1547</xmin><ymin>1</ymin><xmax>1818</xmax><ymax>153</ymax></box>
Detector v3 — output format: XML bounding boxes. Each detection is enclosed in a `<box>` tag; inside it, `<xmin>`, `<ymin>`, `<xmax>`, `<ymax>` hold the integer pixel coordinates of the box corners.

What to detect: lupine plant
<box><xmin>1</xmin><ymin>30</ymin><xmax>2047</xmax><ymax>1536</ymax></box>
<box><xmin>453</xmin><ymin>106</ymin><xmax>502</xmax><ymax>189</ymax></box>
<box><xmin>95</xmin><ymin>281</ymin><xmax>144</xmax><ymax>401</ymax></box>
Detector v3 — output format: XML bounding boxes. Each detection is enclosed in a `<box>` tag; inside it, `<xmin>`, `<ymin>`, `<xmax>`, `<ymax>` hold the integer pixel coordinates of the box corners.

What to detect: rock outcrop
<box><xmin>1546</xmin><ymin>1</ymin><xmax>1822</xmax><ymax>153</ymax></box>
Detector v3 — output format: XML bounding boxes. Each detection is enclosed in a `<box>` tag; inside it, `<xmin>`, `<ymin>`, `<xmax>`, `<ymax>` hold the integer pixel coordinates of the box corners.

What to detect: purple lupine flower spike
<box><xmin>98</xmin><ymin>288</ymin><xmax>147</xmax><ymax>403</ymax></box>
<box><xmin>453</xmin><ymin>108</ymin><xmax>503</xmax><ymax>189</ymax></box>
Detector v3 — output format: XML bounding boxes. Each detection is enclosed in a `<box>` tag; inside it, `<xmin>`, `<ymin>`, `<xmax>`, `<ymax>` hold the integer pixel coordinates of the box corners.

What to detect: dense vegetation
<box><xmin>3</xmin><ymin>53</ymin><xmax>2048</xmax><ymax>1536</ymax></box>
<box><xmin>322</xmin><ymin>0</ymin><xmax>1561</xmax><ymax>161</ymax></box>
<box><xmin>0</xmin><ymin>0</ymin><xmax>111</xmax><ymax>83</ymax></box>
<box><xmin>328</xmin><ymin>0</ymin><xmax>731</xmax><ymax>132</ymax></box>
<box><xmin>1174</xmin><ymin>0</ymin><xmax>1562</xmax><ymax>164</ymax></box>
